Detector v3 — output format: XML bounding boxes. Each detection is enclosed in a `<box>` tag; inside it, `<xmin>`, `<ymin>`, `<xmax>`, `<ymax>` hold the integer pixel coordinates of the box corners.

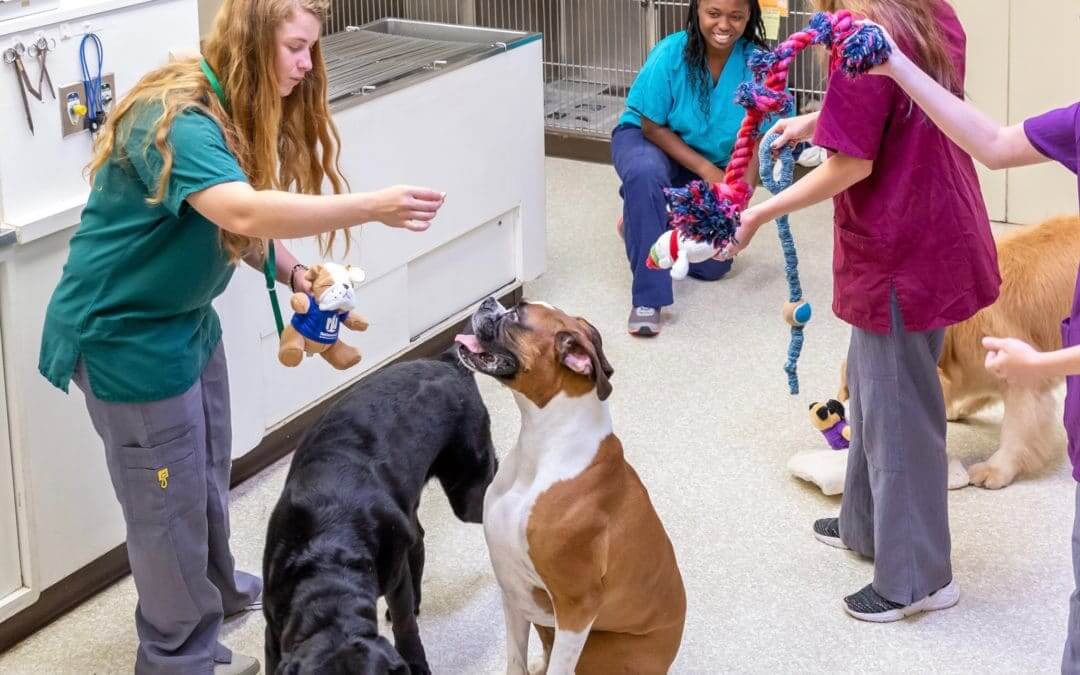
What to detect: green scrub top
<box><xmin>38</xmin><ymin>102</ymin><xmax>249</xmax><ymax>403</ymax></box>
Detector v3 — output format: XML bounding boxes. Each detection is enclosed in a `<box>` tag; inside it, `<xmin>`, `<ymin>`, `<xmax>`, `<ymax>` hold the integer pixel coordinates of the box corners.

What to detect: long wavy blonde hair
<box><xmin>86</xmin><ymin>0</ymin><xmax>349</xmax><ymax>262</ymax></box>
<box><xmin>816</xmin><ymin>0</ymin><xmax>960</xmax><ymax>94</ymax></box>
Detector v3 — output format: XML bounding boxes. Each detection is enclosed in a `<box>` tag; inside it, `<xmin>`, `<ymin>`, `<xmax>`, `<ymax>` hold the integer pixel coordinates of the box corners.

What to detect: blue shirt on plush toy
<box><xmin>291</xmin><ymin>294</ymin><xmax>349</xmax><ymax>345</ymax></box>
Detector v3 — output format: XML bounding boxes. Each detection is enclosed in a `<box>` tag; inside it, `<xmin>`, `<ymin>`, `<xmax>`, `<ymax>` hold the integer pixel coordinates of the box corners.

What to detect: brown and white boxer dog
<box><xmin>455</xmin><ymin>297</ymin><xmax>686</xmax><ymax>674</ymax></box>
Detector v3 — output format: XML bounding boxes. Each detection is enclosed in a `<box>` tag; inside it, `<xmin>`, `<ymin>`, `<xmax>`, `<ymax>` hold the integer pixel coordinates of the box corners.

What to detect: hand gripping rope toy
<box><xmin>648</xmin><ymin>10</ymin><xmax>891</xmax><ymax>394</ymax></box>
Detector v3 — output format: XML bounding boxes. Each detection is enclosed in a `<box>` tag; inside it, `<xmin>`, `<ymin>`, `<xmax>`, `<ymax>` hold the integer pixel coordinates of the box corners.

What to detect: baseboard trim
<box><xmin>544</xmin><ymin>131</ymin><xmax>612</xmax><ymax>165</ymax></box>
<box><xmin>0</xmin><ymin>286</ymin><xmax>523</xmax><ymax>654</ymax></box>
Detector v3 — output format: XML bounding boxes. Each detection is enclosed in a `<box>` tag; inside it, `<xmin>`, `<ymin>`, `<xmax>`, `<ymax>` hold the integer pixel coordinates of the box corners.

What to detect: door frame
<box><xmin>0</xmin><ymin>258</ymin><xmax>39</xmax><ymax>622</ymax></box>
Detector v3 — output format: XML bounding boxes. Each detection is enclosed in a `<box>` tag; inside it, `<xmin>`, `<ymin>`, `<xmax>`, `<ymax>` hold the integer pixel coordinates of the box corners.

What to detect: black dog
<box><xmin>262</xmin><ymin>349</ymin><xmax>498</xmax><ymax>674</ymax></box>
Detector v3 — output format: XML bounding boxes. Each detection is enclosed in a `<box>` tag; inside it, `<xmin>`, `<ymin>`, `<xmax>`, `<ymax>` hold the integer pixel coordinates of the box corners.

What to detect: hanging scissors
<box><xmin>27</xmin><ymin>37</ymin><xmax>57</xmax><ymax>99</ymax></box>
<box><xmin>3</xmin><ymin>43</ymin><xmax>35</xmax><ymax>134</ymax></box>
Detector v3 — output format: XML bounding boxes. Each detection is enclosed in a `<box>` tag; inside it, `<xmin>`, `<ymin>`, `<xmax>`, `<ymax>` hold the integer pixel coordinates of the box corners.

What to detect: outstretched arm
<box><xmin>862</xmin><ymin>21</ymin><xmax>1047</xmax><ymax>171</ymax></box>
<box><xmin>720</xmin><ymin>152</ymin><xmax>872</xmax><ymax>258</ymax></box>
<box><xmin>984</xmin><ymin>338</ymin><xmax>1080</xmax><ymax>387</ymax></box>
<box><xmin>188</xmin><ymin>183</ymin><xmax>445</xmax><ymax>239</ymax></box>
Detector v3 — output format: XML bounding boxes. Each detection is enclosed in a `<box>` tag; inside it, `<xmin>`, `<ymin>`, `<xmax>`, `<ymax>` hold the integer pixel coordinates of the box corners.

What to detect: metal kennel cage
<box><xmin>326</xmin><ymin>0</ymin><xmax>828</xmax><ymax>139</ymax></box>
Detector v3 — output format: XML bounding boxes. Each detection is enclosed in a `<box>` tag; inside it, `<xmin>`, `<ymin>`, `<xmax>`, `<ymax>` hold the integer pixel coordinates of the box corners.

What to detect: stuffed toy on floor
<box><xmin>788</xmin><ymin>396</ymin><xmax>971</xmax><ymax>494</ymax></box>
<box><xmin>810</xmin><ymin>399</ymin><xmax>851</xmax><ymax>450</ymax></box>
<box><xmin>278</xmin><ymin>262</ymin><xmax>369</xmax><ymax>370</ymax></box>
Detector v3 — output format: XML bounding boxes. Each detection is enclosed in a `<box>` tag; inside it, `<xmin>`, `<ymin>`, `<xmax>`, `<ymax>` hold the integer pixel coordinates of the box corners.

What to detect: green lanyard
<box><xmin>201</xmin><ymin>58</ymin><xmax>285</xmax><ymax>336</ymax></box>
<box><xmin>263</xmin><ymin>239</ymin><xmax>284</xmax><ymax>335</ymax></box>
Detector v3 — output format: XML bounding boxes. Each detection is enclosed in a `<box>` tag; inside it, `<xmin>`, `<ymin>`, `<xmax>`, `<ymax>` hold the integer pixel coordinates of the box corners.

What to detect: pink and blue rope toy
<box><xmin>652</xmin><ymin>10</ymin><xmax>891</xmax><ymax>394</ymax></box>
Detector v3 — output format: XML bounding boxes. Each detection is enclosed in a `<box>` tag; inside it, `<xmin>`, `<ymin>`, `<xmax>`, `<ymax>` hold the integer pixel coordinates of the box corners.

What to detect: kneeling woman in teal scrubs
<box><xmin>37</xmin><ymin>0</ymin><xmax>443</xmax><ymax>672</ymax></box>
<box><xmin>613</xmin><ymin>0</ymin><xmax>768</xmax><ymax>336</ymax></box>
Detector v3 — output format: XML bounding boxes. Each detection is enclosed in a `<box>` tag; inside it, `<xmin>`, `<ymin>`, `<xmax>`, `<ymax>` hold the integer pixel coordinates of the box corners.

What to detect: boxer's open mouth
<box><xmin>455</xmin><ymin>299</ymin><xmax>520</xmax><ymax>378</ymax></box>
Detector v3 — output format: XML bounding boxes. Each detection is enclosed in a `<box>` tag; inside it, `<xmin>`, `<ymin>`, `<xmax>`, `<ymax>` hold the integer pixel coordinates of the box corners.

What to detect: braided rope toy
<box><xmin>758</xmin><ymin>130</ymin><xmax>810</xmax><ymax>393</ymax></box>
<box><xmin>647</xmin><ymin>10</ymin><xmax>891</xmax><ymax>394</ymax></box>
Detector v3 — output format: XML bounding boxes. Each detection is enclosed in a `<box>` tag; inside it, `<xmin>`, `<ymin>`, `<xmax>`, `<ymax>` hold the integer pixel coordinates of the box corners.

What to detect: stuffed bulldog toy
<box><xmin>278</xmin><ymin>262</ymin><xmax>369</xmax><ymax>370</ymax></box>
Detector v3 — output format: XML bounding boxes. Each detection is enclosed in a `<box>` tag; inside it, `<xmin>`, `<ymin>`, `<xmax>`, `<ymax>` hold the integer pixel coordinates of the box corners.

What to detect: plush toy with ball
<box><xmin>278</xmin><ymin>262</ymin><xmax>369</xmax><ymax>370</ymax></box>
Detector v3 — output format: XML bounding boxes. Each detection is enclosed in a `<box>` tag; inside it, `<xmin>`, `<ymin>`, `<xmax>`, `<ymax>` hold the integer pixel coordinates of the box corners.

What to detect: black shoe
<box><xmin>812</xmin><ymin>518</ymin><xmax>849</xmax><ymax>550</ymax></box>
<box><xmin>844</xmin><ymin>581</ymin><xmax>960</xmax><ymax>623</ymax></box>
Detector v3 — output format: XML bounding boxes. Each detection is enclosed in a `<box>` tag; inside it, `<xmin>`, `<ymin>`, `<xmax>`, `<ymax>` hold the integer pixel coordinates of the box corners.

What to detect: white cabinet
<box><xmin>0</xmin><ymin>9</ymin><xmax>544</xmax><ymax>630</ymax></box>
<box><xmin>0</xmin><ymin>319</ymin><xmax>23</xmax><ymax>601</ymax></box>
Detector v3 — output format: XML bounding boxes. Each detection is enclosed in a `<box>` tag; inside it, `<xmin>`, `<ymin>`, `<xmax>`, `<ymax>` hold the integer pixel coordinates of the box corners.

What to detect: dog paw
<box><xmin>408</xmin><ymin>663</ymin><xmax>432</xmax><ymax>675</ymax></box>
<box><xmin>528</xmin><ymin>659</ymin><xmax>548</xmax><ymax>675</ymax></box>
<box><xmin>947</xmin><ymin>458</ymin><xmax>970</xmax><ymax>490</ymax></box>
<box><xmin>968</xmin><ymin>461</ymin><xmax>1017</xmax><ymax>490</ymax></box>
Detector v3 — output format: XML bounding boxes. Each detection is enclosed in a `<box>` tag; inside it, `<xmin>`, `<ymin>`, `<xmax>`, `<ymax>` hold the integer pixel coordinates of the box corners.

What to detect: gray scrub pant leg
<box><xmin>73</xmin><ymin>343</ymin><xmax>261</xmax><ymax>674</ymax></box>
<box><xmin>839</xmin><ymin>291</ymin><xmax>953</xmax><ymax>605</ymax></box>
<box><xmin>1063</xmin><ymin>484</ymin><xmax>1080</xmax><ymax>674</ymax></box>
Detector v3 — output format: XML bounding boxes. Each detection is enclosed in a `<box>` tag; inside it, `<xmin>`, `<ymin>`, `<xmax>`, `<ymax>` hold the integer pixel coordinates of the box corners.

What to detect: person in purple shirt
<box><xmin>719</xmin><ymin>0</ymin><xmax>1002</xmax><ymax>623</ymax></box>
<box><xmin>846</xmin><ymin>14</ymin><xmax>1080</xmax><ymax>670</ymax></box>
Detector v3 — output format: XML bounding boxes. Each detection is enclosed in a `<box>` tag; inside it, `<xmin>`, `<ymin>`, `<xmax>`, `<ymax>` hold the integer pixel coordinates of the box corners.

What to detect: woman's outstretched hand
<box><xmin>371</xmin><ymin>186</ymin><xmax>446</xmax><ymax>231</ymax></box>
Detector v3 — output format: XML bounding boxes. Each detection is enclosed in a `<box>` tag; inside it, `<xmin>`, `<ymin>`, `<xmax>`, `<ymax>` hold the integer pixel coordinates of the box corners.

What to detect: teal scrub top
<box><xmin>38</xmin><ymin>102</ymin><xmax>249</xmax><ymax>403</ymax></box>
<box><xmin>620</xmin><ymin>32</ymin><xmax>779</xmax><ymax>167</ymax></box>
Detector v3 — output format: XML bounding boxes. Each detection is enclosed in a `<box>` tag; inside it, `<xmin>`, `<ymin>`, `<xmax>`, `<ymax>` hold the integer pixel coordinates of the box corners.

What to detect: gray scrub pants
<box><xmin>73</xmin><ymin>343</ymin><xmax>261</xmax><ymax>674</ymax></box>
<box><xmin>839</xmin><ymin>292</ymin><xmax>953</xmax><ymax>605</ymax></box>
<box><xmin>1064</xmin><ymin>485</ymin><xmax>1080</xmax><ymax>673</ymax></box>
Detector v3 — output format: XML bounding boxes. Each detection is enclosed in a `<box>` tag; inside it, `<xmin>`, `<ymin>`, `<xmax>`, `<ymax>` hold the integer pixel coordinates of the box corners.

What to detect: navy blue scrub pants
<box><xmin>611</xmin><ymin>123</ymin><xmax>732</xmax><ymax>309</ymax></box>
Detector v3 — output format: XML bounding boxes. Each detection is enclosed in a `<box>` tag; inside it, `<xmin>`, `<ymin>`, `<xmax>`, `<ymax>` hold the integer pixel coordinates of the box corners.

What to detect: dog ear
<box><xmin>347</xmin><ymin>264</ymin><xmax>366</xmax><ymax>288</ymax></box>
<box><xmin>578</xmin><ymin>318</ymin><xmax>614</xmax><ymax>379</ymax></box>
<box><xmin>348</xmin><ymin>634</ymin><xmax>409</xmax><ymax>675</ymax></box>
<box><xmin>826</xmin><ymin>399</ymin><xmax>846</xmax><ymax>419</ymax></box>
<box><xmin>556</xmin><ymin>328</ymin><xmax>613</xmax><ymax>401</ymax></box>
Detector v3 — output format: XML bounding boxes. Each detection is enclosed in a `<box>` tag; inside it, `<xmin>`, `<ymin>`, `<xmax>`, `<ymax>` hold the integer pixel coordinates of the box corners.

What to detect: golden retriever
<box><xmin>839</xmin><ymin>215</ymin><xmax>1080</xmax><ymax>489</ymax></box>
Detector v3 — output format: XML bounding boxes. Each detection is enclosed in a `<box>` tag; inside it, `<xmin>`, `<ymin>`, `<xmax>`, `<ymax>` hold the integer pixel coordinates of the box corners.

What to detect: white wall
<box><xmin>1004</xmin><ymin>0</ymin><xmax>1080</xmax><ymax>224</ymax></box>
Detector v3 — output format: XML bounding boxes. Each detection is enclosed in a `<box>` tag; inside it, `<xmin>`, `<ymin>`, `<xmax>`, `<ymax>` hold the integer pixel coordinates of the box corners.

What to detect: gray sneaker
<box><xmin>813</xmin><ymin>517</ymin><xmax>849</xmax><ymax>550</ymax></box>
<box><xmin>215</xmin><ymin>653</ymin><xmax>260</xmax><ymax>675</ymax></box>
<box><xmin>628</xmin><ymin>306</ymin><xmax>660</xmax><ymax>336</ymax></box>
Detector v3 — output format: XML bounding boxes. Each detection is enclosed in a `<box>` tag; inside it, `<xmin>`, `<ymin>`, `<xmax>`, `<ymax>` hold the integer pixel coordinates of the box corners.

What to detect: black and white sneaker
<box><xmin>843</xmin><ymin>580</ymin><xmax>960</xmax><ymax>623</ymax></box>
<box><xmin>812</xmin><ymin>518</ymin><xmax>849</xmax><ymax>550</ymax></box>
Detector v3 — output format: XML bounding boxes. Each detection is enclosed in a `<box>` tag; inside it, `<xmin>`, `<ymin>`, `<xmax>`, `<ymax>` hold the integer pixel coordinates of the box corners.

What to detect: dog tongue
<box><xmin>455</xmin><ymin>334</ymin><xmax>484</xmax><ymax>354</ymax></box>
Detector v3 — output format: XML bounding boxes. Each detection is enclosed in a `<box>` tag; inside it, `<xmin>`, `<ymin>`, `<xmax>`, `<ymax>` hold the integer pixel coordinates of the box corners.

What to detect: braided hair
<box><xmin>685</xmin><ymin>0</ymin><xmax>768</xmax><ymax>115</ymax></box>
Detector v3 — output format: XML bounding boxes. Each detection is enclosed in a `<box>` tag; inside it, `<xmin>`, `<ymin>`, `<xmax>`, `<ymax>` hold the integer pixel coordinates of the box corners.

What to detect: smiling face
<box><xmin>697</xmin><ymin>0</ymin><xmax>752</xmax><ymax>53</ymax></box>
<box><xmin>275</xmin><ymin>8</ymin><xmax>321</xmax><ymax>97</ymax></box>
<box><xmin>455</xmin><ymin>298</ymin><xmax>614</xmax><ymax>407</ymax></box>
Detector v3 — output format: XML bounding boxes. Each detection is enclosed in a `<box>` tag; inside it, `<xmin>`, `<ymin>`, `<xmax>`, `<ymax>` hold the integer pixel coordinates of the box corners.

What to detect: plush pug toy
<box><xmin>278</xmin><ymin>262</ymin><xmax>369</xmax><ymax>370</ymax></box>
<box><xmin>809</xmin><ymin>399</ymin><xmax>851</xmax><ymax>450</ymax></box>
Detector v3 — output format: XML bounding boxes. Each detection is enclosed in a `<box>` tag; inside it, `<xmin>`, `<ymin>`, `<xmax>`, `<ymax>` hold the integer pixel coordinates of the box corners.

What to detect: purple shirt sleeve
<box><xmin>813</xmin><ymin>69</ymin><xmax>898</xmax><ymax>161</ymax></box>
<box><xmin>1023</xmin><ymin>102</ymin><xmax>1080</xmax><ymax>174</ymax></box>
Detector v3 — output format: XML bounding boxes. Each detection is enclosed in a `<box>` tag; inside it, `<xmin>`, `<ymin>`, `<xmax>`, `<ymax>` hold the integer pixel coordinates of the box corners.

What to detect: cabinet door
<box><xmin>0</xmin><ymin>320</ymin><xmax>23</xmax><ymax>600</ymax></box>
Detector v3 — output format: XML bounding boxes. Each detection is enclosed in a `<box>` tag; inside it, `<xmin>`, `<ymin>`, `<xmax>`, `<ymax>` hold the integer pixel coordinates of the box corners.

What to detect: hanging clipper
<box><xmin>4</xmin><ymin>43</ymin><xmax>35</xmax><ymax>134</ymax></box>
